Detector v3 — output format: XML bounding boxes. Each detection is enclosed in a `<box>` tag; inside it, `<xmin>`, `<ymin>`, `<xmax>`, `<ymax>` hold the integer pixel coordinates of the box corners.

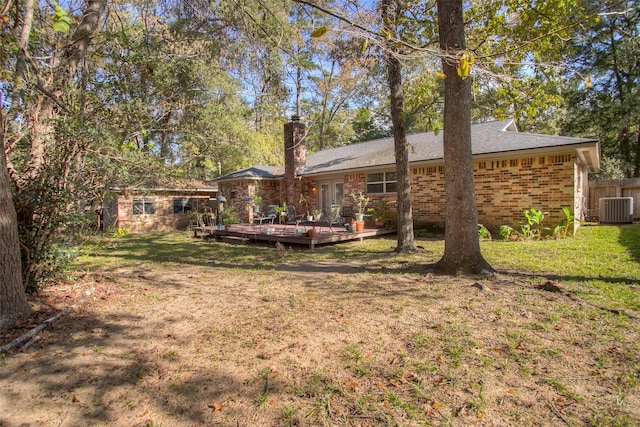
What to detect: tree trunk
<box><xmin>381</xmin><ymin>0</ymin><xmax>416</xmax><ymax>253</ymax></box>
<box><xmin>434</xmin><ymin>0</ymin><xmax>493</xmax><ymax>275</ymax></box>
<box><xmin>387</xmin><ymin>53</ymin><xmax>416</xmax><ymax>252</ymax></box>
<box><xmin>0</xmin><ymin>107</ymin><xmax>31</xmax><ymax>329</ymax></box>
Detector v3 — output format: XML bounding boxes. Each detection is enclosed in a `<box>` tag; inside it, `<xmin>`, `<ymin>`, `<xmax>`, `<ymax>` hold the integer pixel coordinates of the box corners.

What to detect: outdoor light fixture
<box><xmin>216</xmin><ymin>194</ymin><xmax>227</xmax><ymax>211</ymax></box>
<box><xmin>311</xmin><ymin>186</ymin><xmax>317</xmax><ymax>194</ymax></box>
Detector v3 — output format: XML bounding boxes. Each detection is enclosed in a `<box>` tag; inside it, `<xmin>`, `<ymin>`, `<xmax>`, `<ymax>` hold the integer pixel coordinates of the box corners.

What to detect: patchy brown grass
<box><xmin>1</xmin><ymin>235</ymin><xmax>639</xmax><ymax>426</ymax></box>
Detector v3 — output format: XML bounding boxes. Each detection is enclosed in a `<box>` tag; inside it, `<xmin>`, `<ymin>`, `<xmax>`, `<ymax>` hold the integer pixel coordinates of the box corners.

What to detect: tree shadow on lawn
<box><xmin>0</xmin><ymin>308</ymin><xmax>250</xmax><ymax>426</ymax></box>
<box><xmin>96</xmin><ymin>232</ymin><xmax>281</xmax><ymax>271</ymax></box>
<box><xmin>618</xmin><ymin>223</ymin><xmax>640</xmax><ymax>264</ymax></box>
<box><xmin>278</xmin><ymin>259</ymin><xmax>639</xmax><ymax>286</ymax></box>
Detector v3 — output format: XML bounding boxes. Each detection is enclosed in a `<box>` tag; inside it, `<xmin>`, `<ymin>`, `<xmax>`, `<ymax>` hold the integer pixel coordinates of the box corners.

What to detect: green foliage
<box><xmin>109</xmin><ymin>227</ymin><xmax>130</xmax><ymax>238</ymax></box>
<box><xmin>349</xmin><ymin>107</ymin><xmax>391</xmax><ymax>143</ymax></box>
<box><xmin>559</xmin><ymin>0</ymin><xmax>640</xmax><ymax>176</ymax></box>
<box><xmin>466</xmin><ymin>0</ymin><xmax>584</xmax><ymax>131</ymax></box>
<box><xmin>367</xmin><ymin>200</ymin><xmax>394</xmax><ymax>223</ymax></box>
<box><xmin>499</xmin><ymin>225</ymin><xmax>517</xmax><ymax>241</ymax></box>
<box><xmin>478</xmin><ymin>224</ymin><xmax>492</xmax><ymax>240</ymax></box>
<box><xmin>350</xmin><ymin>192</ymin><xmax>369</xmax><ymax>214</ymax></box>
<box><xmin>521</xmin><ymin>208</ymin><xmax>550</xmax><ymax>240</ymax></box>
<box><xmin>52</xmin><ymin>2</ymin><xmax>71</xmax><ymax>33</ymax></box>
<box><xmin>403</xmin><ymin>57</ymin><xmax>444</xmax><ymax>134</ymax></box>
<box><xmin>592</xmin><ymin>157</ymin><xmax>627</xmax><ymax>180</ymax></box>
<box><xmin>552</xmin><ymin>207</ymin><xmax>577</xmax><ymax>239</ymax></box>
<box><xmin>499</xmin><ymin>208</ymin><xmax>578</xmax><ymax>241</ymax></box>
<box><xmin>275</xmin><ymin>202</ymin><xmax>287</xmax><ymax>216</ymax></box>
<box><xmin>221</xmin><ymin>206</ymin><xmax>240</xmax><ymax>225</ymax></box>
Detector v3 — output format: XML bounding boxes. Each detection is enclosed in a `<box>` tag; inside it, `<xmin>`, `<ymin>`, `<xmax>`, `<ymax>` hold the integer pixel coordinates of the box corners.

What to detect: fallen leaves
<box><xmin>208</xmin><ymin>402</ymin><xmax>223</xmax><ymax>412</ymax></box>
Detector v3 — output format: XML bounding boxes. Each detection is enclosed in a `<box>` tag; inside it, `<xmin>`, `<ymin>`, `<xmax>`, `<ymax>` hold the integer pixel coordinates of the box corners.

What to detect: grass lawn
<box><xmin>1</xmin><ymin>223</ymin><xmax>638</xmax><ymax>426</ymax></box>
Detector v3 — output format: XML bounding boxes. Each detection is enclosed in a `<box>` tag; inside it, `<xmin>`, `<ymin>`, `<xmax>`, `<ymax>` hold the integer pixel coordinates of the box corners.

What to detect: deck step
<box><xmin>220</xmin><ymin>235</ymin><xmax>250</xmax><ymax>244</ymax></box>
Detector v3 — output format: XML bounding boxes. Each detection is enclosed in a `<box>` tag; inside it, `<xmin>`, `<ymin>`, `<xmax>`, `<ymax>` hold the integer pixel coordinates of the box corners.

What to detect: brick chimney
<box><xmin>283</xmin><ymin>115</ymin><xmax>306</xmax><ymax>205</ymax></box>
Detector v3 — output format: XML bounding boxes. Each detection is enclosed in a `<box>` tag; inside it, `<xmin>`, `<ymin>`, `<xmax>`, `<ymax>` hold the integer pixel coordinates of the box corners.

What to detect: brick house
<box><xmin>216</xmin><ymin>117</ymin><xmax>600</xmax><ymax>231</ymax></box>
<box><xmin>103</xmin><ymin>181</ymin><xmax>218</xmax><ymax>233</ymax></box>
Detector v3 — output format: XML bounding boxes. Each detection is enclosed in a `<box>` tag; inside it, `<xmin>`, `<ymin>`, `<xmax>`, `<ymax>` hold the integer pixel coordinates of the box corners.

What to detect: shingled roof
<box><xmin>301</xmin><ymin>119</ymin><xmax>599</xmax><ymax>175</ymax></box>
<box><xmin>216</xmin><ymin>165</ymin><xmax>284</xmax><ymax>182</ymax></box>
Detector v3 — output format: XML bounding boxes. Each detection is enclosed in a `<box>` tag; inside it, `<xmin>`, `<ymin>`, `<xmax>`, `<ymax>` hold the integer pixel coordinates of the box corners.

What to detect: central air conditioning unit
<box><xmin>599</xmin><ymin>197</ymin><xmax>633</xmax><ymax>224</ymax></box>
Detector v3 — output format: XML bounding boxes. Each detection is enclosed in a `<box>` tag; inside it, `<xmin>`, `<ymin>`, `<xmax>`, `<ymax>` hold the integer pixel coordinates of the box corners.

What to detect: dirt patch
<box><xmin>1</xmin><ymin>262</ymin><xmax>639</xmax><ymax>426</ymax></box>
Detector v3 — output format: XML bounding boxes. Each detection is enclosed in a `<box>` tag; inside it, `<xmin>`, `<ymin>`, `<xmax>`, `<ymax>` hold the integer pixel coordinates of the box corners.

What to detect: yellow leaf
<box><xmin>435</xmin><ymin>71</ymin><xmax>446</xmax><ymax>79</ymax></box>
<box><xmin>585</xmin><ymin>76</ymin><xmax>593</xmax><ymax>89</ymax></box>
<box><xmin>311</xmin><ymin>26</ymin><xmax>327</xmax><ymax>38</ymax></box>
<box><xmin>432</xmin><ymin>401</ymin><xmax>442</xmax><ymax>409</ymax></box>
<box><xmin>457</xmin><ymin>57</ymin><xmax>470</xmax><ymax>79</ymax></box>
<box><xmin>361</xmin><ymin>38</ymin><xmax>368</xmax><ymax>53</ymax></box>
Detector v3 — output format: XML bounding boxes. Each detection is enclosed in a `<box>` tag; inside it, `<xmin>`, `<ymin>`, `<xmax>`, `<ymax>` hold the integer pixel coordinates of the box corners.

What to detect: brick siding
<box><xmin>304</xmin><ymin>153</ymin><xmax>576</xmax><ymax>231</ymax></box>
<box><xmin>114</xmin><ymin>193</ymin><xmax>213</xmax><ymax>233</ymax></box>
<box><xmin>411</xmin><ymin>154</ymin><xmax>576</xmax><ymax>230</ymax></box>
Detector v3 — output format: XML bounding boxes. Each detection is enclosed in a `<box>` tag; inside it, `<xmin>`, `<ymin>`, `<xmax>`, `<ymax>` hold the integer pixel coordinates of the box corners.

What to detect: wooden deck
<box><xmin>192</xmin><ymin>222</ymin><xmax>396</xmax><ymax>249</ymax></box>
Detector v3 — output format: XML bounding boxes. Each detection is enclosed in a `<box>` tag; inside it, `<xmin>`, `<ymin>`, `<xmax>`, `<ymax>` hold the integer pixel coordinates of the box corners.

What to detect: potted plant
<box><xmin>350</xmin><ymin>191</ymin><xmax>369</xmax><ymax>222</ymax></box>
<box><xmin>312</xmin><ymin>209</ymin><xmax>323</xmax><ymax>221</ymax></box>
<box><xmin>367</xmin><ymin>200</ymin><xmax>394</xmax><ymax>228</ymax></box>
<box><xmin>299</xmin><ymin>194</ymin><xmax>313</xmax><ymax>221</ymax></box>
<box><xmin>276</xmin><ymin>202</ymin><xmax>287</xmax><ymax>224</ymax></box>
<box><xmin>221</xmin><ymin>205</ymin><xmax>240</xmax><ymax>230</ymax></box>
<box><xmin>252</xmin><ymin>195</ymin><xmax>262</xmax><ymax>213</ymax></box>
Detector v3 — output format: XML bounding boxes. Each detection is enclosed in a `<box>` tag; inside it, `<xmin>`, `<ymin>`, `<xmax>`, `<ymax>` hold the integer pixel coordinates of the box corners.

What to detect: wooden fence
<box><xmin>588</xmin><ymin>178</ymin><xmax>640</xmax><ymax>220</ymax></box>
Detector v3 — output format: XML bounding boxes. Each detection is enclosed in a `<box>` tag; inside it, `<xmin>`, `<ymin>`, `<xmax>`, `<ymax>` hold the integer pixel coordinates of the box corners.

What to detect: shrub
<box><xmin>478</xmin><ymin>224</ymin><xmax>492</xmax><ymax>240</ymax></box>
<box><xmin>499</xmin><ymin>207</ymin><xmax>577</xmax><ymax>241</ymax></box>
<box><xmin>552</xmin><ymin>207</ymin><xmax>578</xmax><ymax>239</ymax></box>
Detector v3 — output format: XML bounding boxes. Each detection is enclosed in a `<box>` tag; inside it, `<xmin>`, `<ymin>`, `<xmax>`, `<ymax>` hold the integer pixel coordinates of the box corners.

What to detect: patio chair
<box><xmin>281</xmin><ymin>205</ymin><xmax>305</xmax><ymax>235</ymax></box>
<box><xmin>254</xmin><ymin>204</ymin><xmax>278</xmax><ymax>225</ymax></box>
<box><xmin>322</xmin><ymin>204</ymin><xmax>343</xmax><ymax>232</ymax></box>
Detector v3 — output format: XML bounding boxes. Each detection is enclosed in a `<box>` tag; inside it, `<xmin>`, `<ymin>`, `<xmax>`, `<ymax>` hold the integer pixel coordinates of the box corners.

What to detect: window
<box><xmin>366</xmin><ymin>172</ymin><xmax>397</xmax><ymax>194</ymax></box>
<box><xmin>173</xmin><ymin>198</ymin><xmax>192</xmax><ymax>214</ymax></box>
<box><xmin>132</xmin><ymin>199</ymin><xmax>155</xmax><ymax>215</ymax></box>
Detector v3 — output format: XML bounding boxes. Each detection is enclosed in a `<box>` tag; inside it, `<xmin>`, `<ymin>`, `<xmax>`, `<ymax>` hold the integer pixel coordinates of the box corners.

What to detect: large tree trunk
<box><xmin>0</xmin><ymin>109</ymin><xmax>31</xmax><ymax>329</ymax></box>
<box><xmin>434</xmin><ymin>0</ymin><xmax>493</xmax><ymax>275</ymax></box>
<box><xmin>381</xmin><ymin>0</ymin><xmax>416</xmax><ymax>253</ymax></box>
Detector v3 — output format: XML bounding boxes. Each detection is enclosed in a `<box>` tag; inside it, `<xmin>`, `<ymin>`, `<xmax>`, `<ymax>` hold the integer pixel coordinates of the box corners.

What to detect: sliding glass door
<box><xmin>319</xmin><ymin>180</ymin><xmax>344</xmax><ymax>211</ymax></box>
